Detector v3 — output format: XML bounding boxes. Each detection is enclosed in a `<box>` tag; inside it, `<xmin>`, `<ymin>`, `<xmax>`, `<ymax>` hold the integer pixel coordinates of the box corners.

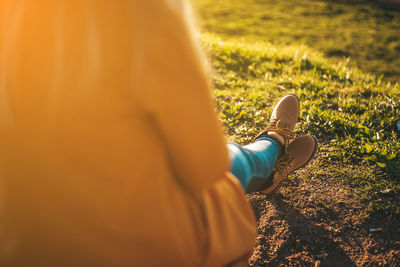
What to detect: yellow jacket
<box><xmin>0</xmin><ymin>1</ymin><xmax>256</xmax><ymax>266</ymax></box>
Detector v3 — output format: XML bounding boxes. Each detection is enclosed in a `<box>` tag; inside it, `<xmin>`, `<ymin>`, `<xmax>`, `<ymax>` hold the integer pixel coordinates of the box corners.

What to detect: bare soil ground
<box><xmin>247</xmin><ymin>163</ymin><xmax>400</xmax><ymax>266</ymax></box>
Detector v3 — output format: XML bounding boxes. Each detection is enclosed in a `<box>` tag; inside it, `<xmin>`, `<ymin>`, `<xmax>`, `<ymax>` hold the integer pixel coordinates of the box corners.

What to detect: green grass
<box><xmin>192</xmin><ymin>0</ymin><xmax>400</xmax><ymax>218</ymax></box>
<box><xmin>201</xmin><ymin>33</ymin><xmax>400</xmax><ymax>218</ymax></box>
<box><xmin>193</xmin><ymin>0</ymin><xmax>400</xmax><ymax>82</ymax></box>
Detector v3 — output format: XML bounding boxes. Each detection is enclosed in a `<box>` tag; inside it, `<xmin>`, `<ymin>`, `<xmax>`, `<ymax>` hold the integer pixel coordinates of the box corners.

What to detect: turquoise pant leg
<box><xmin>227</xmin><ymin>136</ymin><xmax>281</xmax><ymax>193</ymax></box>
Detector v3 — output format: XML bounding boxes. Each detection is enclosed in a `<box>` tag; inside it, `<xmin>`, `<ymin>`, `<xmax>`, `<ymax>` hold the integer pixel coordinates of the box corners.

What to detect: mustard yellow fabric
<box><xmin>0</xmin><ymin>1</ymin><xmax>257</xmax><ymax>266</ymax></box>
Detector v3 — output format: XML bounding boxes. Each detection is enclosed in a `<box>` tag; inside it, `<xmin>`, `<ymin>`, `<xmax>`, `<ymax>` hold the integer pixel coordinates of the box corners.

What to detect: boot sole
<box><xmin>284</xmin><ymin>93</ymin><xmax>299</xmax><ymax>103</ymax></box>
<box><xmin>264</xmin><ymin>136</ymin><xmax>318</xmax><ymax>197</ymax></box>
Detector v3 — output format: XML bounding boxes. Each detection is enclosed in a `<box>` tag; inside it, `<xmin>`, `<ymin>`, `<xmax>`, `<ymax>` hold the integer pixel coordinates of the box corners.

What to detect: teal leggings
<box><xmin>227</xmin><ymin>136</ymin><xmax>281</xmax><ymax>193</ymax></box>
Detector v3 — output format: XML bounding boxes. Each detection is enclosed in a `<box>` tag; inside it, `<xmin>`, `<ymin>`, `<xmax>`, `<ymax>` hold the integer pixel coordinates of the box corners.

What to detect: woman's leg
<box><xmin>227</xmin><ymin>135</ymin><xmax>281</xmax><ymax>193</ymax></box>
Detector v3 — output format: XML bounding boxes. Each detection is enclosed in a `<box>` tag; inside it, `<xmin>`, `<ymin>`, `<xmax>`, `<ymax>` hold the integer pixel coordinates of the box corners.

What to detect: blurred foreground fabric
<box><xmin>0</xmin><ymin>1</ymin><xmax>256</xmax><ymax>266</ymax></box>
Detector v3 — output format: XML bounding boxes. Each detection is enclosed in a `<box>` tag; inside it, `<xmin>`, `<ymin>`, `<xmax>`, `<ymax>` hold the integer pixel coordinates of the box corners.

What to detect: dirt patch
<box><xmin>247</xmin><ymin>164</ymin><xmax>400</xmax><ymax>266</ymax></box>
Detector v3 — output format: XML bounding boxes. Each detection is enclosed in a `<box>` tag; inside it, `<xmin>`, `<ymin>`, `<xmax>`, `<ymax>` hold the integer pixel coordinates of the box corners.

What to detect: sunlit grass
<box><xmin>193</xmin><ymin>0</ymin><xmax>400</xmax><ymax>82</ymax></box>
<box><xmin>201</xmin><ymin>34</ymin><xmax>400</xmax><ymax>217</ymax></box>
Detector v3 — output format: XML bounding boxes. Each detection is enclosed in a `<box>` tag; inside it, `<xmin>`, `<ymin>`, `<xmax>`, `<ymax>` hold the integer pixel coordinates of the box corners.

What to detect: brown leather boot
<box><xmin>255</xmin><ymin>94</ymin><xmax>300</xmax><ymax>146</ymax></box>
<box><xmin>261</xmin><ymin>135</ymin><xmax>318</xmax><ymax>196</ymax></box>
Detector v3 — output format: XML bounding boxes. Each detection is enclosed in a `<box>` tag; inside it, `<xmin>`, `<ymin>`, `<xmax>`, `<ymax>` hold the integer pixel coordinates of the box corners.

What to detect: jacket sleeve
<box><xmin>137</xmin><ymin>0</ymin><xmax>230</xmax><ymax>192</ymax></box>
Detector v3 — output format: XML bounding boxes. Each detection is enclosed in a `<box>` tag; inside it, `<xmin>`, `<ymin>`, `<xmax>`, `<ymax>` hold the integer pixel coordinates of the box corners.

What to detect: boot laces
<box><xmin>265</xmin><ymin>119</ymin><xmax>295</xmax><ymax>144</ymax></box>
<box><xmin>274</xmin><ymin>150</ymin><xmax>293</xmax><ymax>175</ymax></box>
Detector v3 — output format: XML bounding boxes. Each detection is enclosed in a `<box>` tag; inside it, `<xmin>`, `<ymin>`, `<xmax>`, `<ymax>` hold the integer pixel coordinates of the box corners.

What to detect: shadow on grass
<box><xmin>324</xmin><ymin>0</ymin><xmax>400</xmax><ymax>12</ymax></box>
<box><xmin>249</xmin><ymin>194</ymin><xmax>356</xmax><ymax>265</ymax></box>
<box><xmin>271</xmin><ymin>196</ymin><xmax>356</xmax><ymax>266</ymax></box>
